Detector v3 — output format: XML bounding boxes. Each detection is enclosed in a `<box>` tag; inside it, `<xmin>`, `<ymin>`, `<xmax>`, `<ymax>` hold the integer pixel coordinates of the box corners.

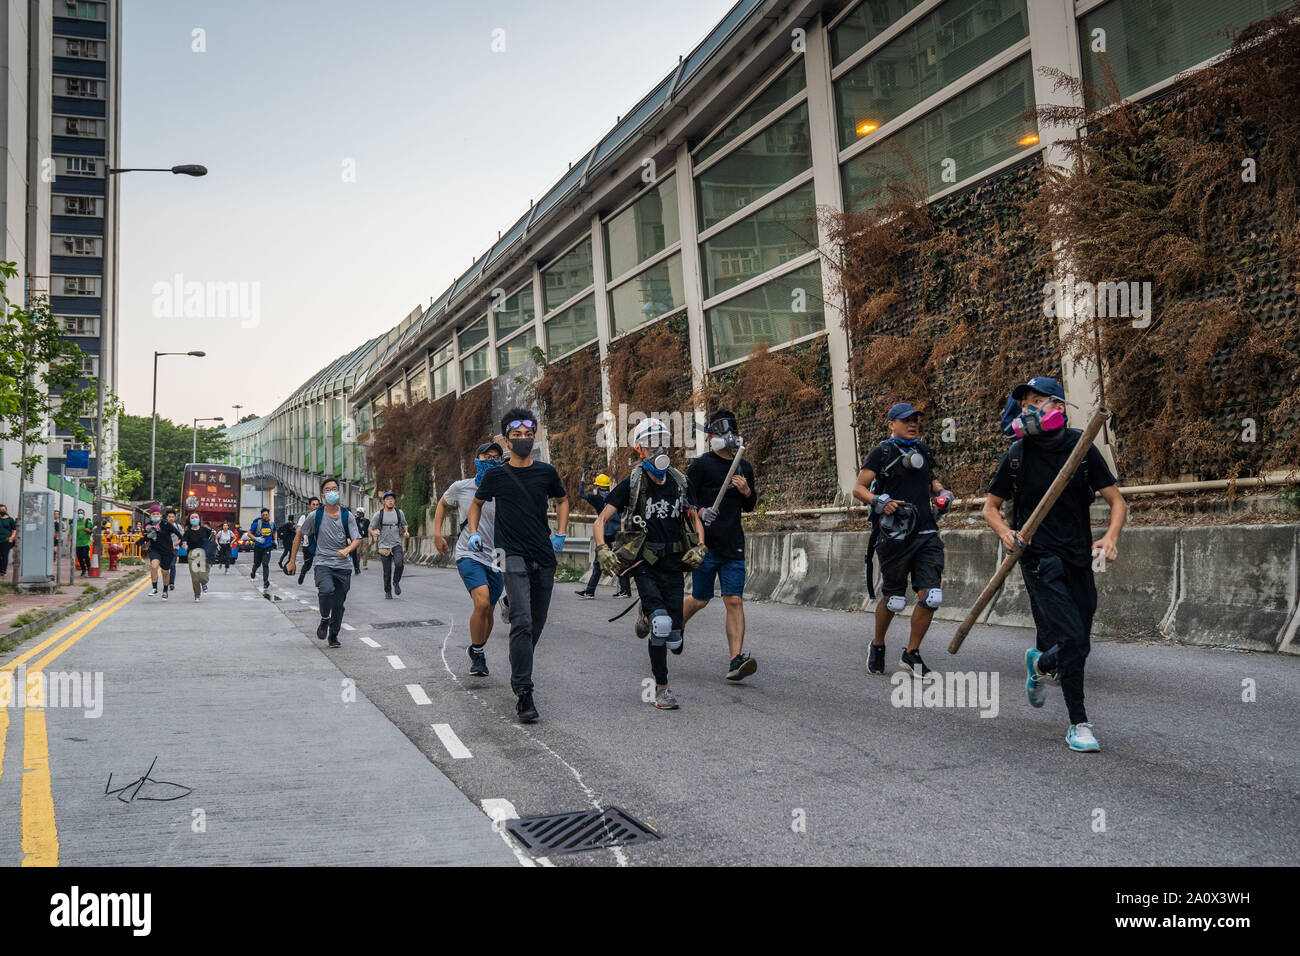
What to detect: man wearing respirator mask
<box><xmin>983</xmin><ymin>376</ymin><xmax>1127</xmax><ymax>754</ymax></box>
<box><xmin>853</xmin><ymin>402</ymin><xmax>953</xmax><ymax>680</ymax></box>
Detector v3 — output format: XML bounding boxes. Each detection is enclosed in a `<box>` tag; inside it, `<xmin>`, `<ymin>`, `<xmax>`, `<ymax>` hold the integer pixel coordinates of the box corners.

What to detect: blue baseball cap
<box><xmin>1012</xmin><ymin>376</ymin><xmax>1075</xmax><ymax>405</ymax></box>
<box><xmin>887</xmin><ymin>402</ymin><xmax>922</xmax><ymax>421</ymax></box>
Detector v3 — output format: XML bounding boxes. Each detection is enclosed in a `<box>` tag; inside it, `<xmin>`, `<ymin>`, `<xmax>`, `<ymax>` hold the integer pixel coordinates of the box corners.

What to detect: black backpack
<box><xmin>1005</xmin><ymin>430</ymin><xmax>1094</xmax><ymax>527</ymax></box>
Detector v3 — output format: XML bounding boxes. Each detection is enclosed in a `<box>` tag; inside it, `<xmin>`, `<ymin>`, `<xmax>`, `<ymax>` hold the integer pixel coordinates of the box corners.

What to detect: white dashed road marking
<box><xmin>387</xmin><ymin>655</ymin><xmax>406</xmax><ymax>670</ymax></box>
<box><xmin>406</xmin><ymin>684</ymin><xmax>431</xmax><ymax>705</ymax></box>
<box><xmin>360</xmin><ymin>637</ymin><xmax>381</xmax><ymax>648</ymax></box>
<box><xmin>432</xmin><ymin>723</ymin><xmax>473</xmax><ymax>759</ymax></box>
<box><xmin>341</xmin><ymin>623</ymin><xmax>355</xmax><ymax>631</ymax></box>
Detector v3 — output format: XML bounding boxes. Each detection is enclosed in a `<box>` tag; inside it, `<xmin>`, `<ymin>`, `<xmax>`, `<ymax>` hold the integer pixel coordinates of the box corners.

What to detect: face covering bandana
<box><xmin>509</xmin><ymin>438</ymin><xmax>535</xmax><ymax>459</ymax></box>
<box><xmin>1012</xmin><ymin>404</ymin><xmax>1066</xmax><ymax>438</ymax></box>
<box><xmin>324</xmin><ymin>491</ymin><xmax>340</xmax><ymax>506</ymax></box>
<box><xmin>474</xmin><ymin>458</ymin><xmax>500</xmax><ymax>485</ymax></box>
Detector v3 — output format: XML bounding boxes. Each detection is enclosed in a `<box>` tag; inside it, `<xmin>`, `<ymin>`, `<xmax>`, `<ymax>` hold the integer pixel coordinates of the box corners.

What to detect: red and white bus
<box><xmin>182</xmin><ymin>463</ymin><xmax>241</xmax><ymax>527</ymax></box>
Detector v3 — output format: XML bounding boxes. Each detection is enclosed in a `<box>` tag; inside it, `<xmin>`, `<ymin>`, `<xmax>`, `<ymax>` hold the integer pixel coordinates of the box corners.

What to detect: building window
<box><xmin>62</xmin><ymin>276</ymin><xmax>101</xmax><ymax>296</ymax></box>
<box><xmin>458</xmin><ymin>316</ymin><xmax>488</xmax><ymax>352</ymax></box>
<box><xmin>432</xmin><ymin>359</ymin><xmax>454</xmax><ymax>399</ymax></box>
<box><xmin>700</xmin><ymin>182</ymin><xmax>816</xmax><ymax>298</ymax></box>
<box><xmin>830</xmin><ymin>0</ymin><xmax>928</xmax><ymax>67</ymax></box>
<box><xmin>64</xmin><ymin>0</ymin><xmax>107</xmax><ymax>20</ymax></box>
<box><xmin>408</xmin><ymin>368</ymin><xmax>429</xmax><ymax>402</ymax></box>
<box><xmin>1078</xmin><ymin>0</ymin><xmax>1294</xmax><ymax>107</ymax></box>
<box><xmin>460</xmin><ymin>348</ymin><xmax>490</xmax><ymax>389</ymax></box>
<box><xmin>59</xmin><ymin>76</ymin><xmax>104</xmax><ymax>98</ymax></box>
<box><xmin>543</xmin><ymin>294</ymin><xmax>597</xmax><ymax>360</ymax></box>
<box><xmin>834</xmin><ymin>0</ymin><xmax>1029</xmax><ymax>150</ymax></box>
<box><xmin>604</xmin><ymin>175</ymin><xmax>680</xmax><ymax>281</ymax></box>
<box><xmin>497</xmin><ymin>328</ymin><xmax>537</xmax><ymax>374</ymax></box>
<box><xmin>695</xmin><ymin>103</ymin><xmax>812</xmax><ymax>231</ymax></box>
<box><xmin>61</xmin><ymin>195</ymin><xmax>101</xmax><ymax>216</ymax></box>
<box><xmin>80</xmin><ymin>354</ymin><xmax>100</xmax><ymax>376</ymax></box>
<box><xmin>60</xmin><ymin>116</ymin><xmax>105</xmax><ymax>137</ymax></box>
<box><xmin>541</xmin><ymin>237</ymin><xmax>594</xmax><ymax>312</ymax></box>
<box><xmin>695</xmin><ymin>59</ymin><xmax>807</xmax><ymax>165</ymax></box>
<box><xmin>57</xmin><ymin>37</ymin><xmax>105</xmax><ymax>58</ymax></box>
<box><xmin>608</xmin><ymin>254</ymin><xmax>685</xmax><ymax>337</ymax></box>
<box><xmin>62</xmin><ymin>156</ymin><xmax>99</xmax><ymax>177</ymax></box>
<box><xmin>59</xmin><ymin>315</ymin><xmax>100</xmax><ymax>336</ymax></box>
<box><xmin>705</xmin><ymin>263</ymin><xmax>825</xmax><ymax>367</ymax></box>
<box><xmin>492</xmin><ymin>286</ymin><xmax>535</xmax><ymax>340</ymax></box>
<box><xmin>59</xmin><ymin>235</ymin><xmax>102</xmax><ymax>256</ymax></box>
<box><xmin>840</xmin><ymin>55</ymin><xmax>1037</xmax><ymax>211</ymax></box>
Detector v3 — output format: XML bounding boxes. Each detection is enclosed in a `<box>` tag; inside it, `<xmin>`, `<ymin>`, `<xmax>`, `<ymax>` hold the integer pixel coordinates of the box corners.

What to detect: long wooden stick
<box><xmin>948</xmin><ymin>407</ymin><xmax>1110</xmax><ymax>654</ymax></box>
<box><xmin>709</xmin><ymin>442</ymin><xmax>747</xmax><ymax>512</ymax></box>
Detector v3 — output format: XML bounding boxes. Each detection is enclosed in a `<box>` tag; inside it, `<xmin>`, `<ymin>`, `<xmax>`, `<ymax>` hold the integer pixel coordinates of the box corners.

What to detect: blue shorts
<box><xmin>691</xmin><ymin>549</ymin><xmax>746</xmax><ymax>601</ymax></box>
<box><xmin>457</xmin><ymin>557</ymin><xmax>503</xmax><ymax>605</ymax></box>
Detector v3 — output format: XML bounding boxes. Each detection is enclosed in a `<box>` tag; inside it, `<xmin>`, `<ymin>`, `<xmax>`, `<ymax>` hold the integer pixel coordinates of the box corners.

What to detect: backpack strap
<box><xmin>621</xmin><ymin>466</ymin><xmax>644</xmax><ymax>534</ymax></box>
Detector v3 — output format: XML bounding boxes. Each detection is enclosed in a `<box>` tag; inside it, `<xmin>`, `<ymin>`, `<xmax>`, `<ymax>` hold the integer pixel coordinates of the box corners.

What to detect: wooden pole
<box><xmin>948</xmin><ymin>407</ymin><xmax>1110</xmax><ymax>654</ymax></box>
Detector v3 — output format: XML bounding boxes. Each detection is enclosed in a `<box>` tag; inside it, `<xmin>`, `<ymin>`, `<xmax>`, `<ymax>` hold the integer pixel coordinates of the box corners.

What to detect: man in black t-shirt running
<box><xmin>983</xmin><ymin>376</ymin><xmax>1127</xmax><ymax>754</ymax></box>
<box><xmin>852</xmin><ymin>402</ymin><xmax>953</xmax><ymax>680</ymax></box>
<box><xmin>467</xmin><ymin>407</ymin><xmax>570</xmax><ymax>724</ymax></box>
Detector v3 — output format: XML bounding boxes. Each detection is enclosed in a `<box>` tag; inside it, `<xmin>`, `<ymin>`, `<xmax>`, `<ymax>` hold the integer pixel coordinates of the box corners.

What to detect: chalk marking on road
<box><xmin>360</xmin><ymin>637</ymin><xmax>381</xmax><ymax>648</ymax></box>
<box><xmin>432</xmin><ymin>723</ymin><xmax>473</xmax><ymax>759</ymax></box>
<box><xmin>406</xmin><ymin>684</ymin><xmax>431</xmax><ymax>705</ymax></box>
<box><xmin>341</xmin><ymin>623</ymin><xmax>355</xmax><ymax>631</ymax></box>
<box><xmin>438</xmin><ymin>609</ymin><xmax>628</xmax><ymax>866</ymax></box>
<box><xmin>298</xmin><ymin>599</ymin><xmax>310</xmax><ymax>605</ymax></box>
<box><xmin>480</xmin><ymin>798</ymin><xmax>553</xmax><ymax>867</ymax></box>
<box><xmin>387</xmin><ymin>655</ymin><xmax>406</xmax><ymax>670</ymax></box>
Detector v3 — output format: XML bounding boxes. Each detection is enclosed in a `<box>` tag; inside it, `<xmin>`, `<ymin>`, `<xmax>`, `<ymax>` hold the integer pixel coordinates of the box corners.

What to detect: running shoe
<box><xmin>1067</xmin><ymin>723</ymin><xmax>1100</xmax><ymax>752</ymax></box>
<box><xmin>1025</xmin><ymin>648</ymin><xmax>1047</xmax><ymax>708</ymax></box>
<box><xmin>727</xmin><ymin>653</ymin><xmax>757</xmax><ymax>681</ymax></box>
<box><xmin>900</xmin><ymin>649</ymin><xmax>933</xmax><ymax>680</ymax></box>
<box><xmin>467</xmin><ymin>644</ymin><xmax>489</xmax><ymax>677</ymax></box>
<box><xmin>193</xmin><ymin>596</ymin><xmax>200</xmax><ymax>603</ymax></box>
<box><xmin>161</xmin><ymin>589</ymin><xmax>169</xmax><ymax>601</ymax></box>
<box><xmin>867</xmin><ymin>643</ymin><xmax>886</xmax><ymax>675</ymax></box>
<box><xmin>385</xmin><ymin>590</ymin><xmax>392</xmax><ymax>600</ymax></box>
<box><xmin>635</xmin><ymin>612</ymin><xmax>650</xmax><ymax>639</ymax></box>
<box><xmin>516</xmin><ymin>692</ymin><xmax>538</xmax><ymax>723</ymax></box>
<box><xmin>653</xmin><ymin>687</ymin><xmax>679</xmax><ymax>710</ymax></box>
<box><xmin>151</xmin><ymin>585</ymin><xmax>158</xmax><ymax>596</ymax></box>
<box><xmin>393</xmin><ymin>582</ymin><xmax>401</xmax><ymax>596</ymax></box>
<box><xmin>328</xmin><ymin>636</ymin><xmax>342</xmax><ymax>648</ymax></box>
<box><xmin>575</xmin><ymin>589</ymin><xmax>595</xmax><ymax>599</ymax></box>
<box><xmin>316</xmin><ymin>619</ymin><xmax>329</xmax><ymax>640</ymax></box>
<box><xmin>612</xmin><ymin>590</ymin><xmax>632</xmax><ymax>599</ymax></box>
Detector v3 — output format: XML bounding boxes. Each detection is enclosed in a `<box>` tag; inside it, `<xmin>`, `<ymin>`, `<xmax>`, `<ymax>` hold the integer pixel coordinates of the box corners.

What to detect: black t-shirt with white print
<box><xmin>606</xmin><ymin>469</ymin><xmax>688</xmax><ymax>571</ymax></box>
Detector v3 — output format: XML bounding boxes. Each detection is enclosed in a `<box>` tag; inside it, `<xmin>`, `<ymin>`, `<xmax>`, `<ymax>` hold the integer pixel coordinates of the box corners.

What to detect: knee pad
<box><xmin>921</xmin><ymin>587</ymin><xmax>942</xmax><ymax>610</ymax></box>
<box><xmin>650</xmin><ymin>609</ymin><xmax>672</xmax><ymax>645</ymax></box>
<box><xmin>667</xmin><ymin>629</ymin><xmax>683</xmax><ymax>655</ymax></box>
<box><xmin>885</xmin><ymin>594</ymin><xmax>907</xmax><ymax>614</ymax></box>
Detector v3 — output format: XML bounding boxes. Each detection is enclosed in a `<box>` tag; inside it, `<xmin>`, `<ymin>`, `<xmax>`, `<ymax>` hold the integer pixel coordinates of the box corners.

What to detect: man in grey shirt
<box><xmin>287</xmin><ymin>477</ymin><xmax>362</xmax><ymax>647</ymax></box>
<box><xmin>371</xmin><ymin>490</ymin><xmax>409</xmax><ymax>598</ymax></box>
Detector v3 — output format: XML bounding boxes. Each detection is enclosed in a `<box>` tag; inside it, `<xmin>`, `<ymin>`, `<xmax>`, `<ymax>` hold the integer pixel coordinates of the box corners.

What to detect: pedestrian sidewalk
<box><xmin>0</xmin><ymin>568</ymin><xmax>517</xmax><ymax>866</ymax></box>
<box><xmin>0</xmin><ymin>564</ymin><xmax>142</xmax><ymax>648</ymax></box>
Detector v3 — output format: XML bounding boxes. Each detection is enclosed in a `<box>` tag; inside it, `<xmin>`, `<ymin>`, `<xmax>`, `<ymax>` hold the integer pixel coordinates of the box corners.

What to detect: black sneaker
<box><xmin>575</xmin><ymin>589</ymin><xmax>595</xmax><ymax>599</ymax></box>
<box><xmin>867</xmin><ymin>643</ymin><xmax>886</xmax><ymax>675</ymax></box>
<box><xmin>151</xmin><ymin>585</ymin><xmax>158</xmax><ymax>596</ymax></box>
<box><xmin>726</xmin><ymin>653</ymin><xmax>757</xmax><ymax>681</ymax></box>
<box><xmin>467</xmin><ymin>644</ymin><xmax>489</xmax><ymax>677</ymax></box>
<box><xmin>161</xmin><ymin>588</ymin><xmax>169</xmax><ymax>601</ymax></box>
<box><xmin>516</xmin><ymin>692</ymin><xmax>538</xmax><ymax>723</ymax></box>
<box><xmin>328</xmin><ymin>636</ymin><xmax>341</xmax><ymax>648</ymax></box>
<box><xmin>385</xmin><ymin>591</ymin><xmax>393</xmax><ymax>600</ymax></box>
<box><xmin>316</xmin><ymin>619</ymin><xmax>329</xmax><ymax>640</ymax></box>
<box><xmin>900</xmin><ymin>648</ymin><xmax>933</xmax><ymax>680</ymax></box>
<box><xmin>393</xmin><ymin>582</ymin><xmax>401</xmax><ymax>596</ymax></box>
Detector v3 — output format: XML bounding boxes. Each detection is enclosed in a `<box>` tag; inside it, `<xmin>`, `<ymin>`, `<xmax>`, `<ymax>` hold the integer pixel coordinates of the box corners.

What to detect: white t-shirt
<box><xmin>442</xmin><ymin>477</ymin><xmax>496</xmax><ymax>569</ymax></box>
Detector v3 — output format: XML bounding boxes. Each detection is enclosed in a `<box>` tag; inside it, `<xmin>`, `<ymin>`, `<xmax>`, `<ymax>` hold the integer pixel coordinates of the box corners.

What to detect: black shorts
<box><xmin>877</xmin><ymin>532</ymin><xmax>944</xmax><ymax>597</ymax></box>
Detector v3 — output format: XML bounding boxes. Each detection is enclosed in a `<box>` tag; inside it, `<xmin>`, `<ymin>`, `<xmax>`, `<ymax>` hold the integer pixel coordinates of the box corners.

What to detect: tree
<box><xmin>0</xmin><ymin>261</ymin><xmax>97</xmax><ymax>583</ymax></box>
<box><xmin>116</xmin><ymin>414</ymin><xmax>229</xmax><ymax>508</ymax></box>
<box><xmin>237</xmin><ymin>413</ymin><xmax>259</xmax><ymax>424</ymax></box>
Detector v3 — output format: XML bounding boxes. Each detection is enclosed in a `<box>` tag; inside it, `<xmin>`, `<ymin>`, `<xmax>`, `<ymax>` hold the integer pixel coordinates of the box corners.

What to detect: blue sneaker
<box><xmin>1067</xmin><ymin>723</ymin><xmax>1100</xmax><ymax>752</ymax></box>
<box><xmin>1025</xmin><ymin>648</ymin><xmax>1046</xmax><ymax>708</ymax></box>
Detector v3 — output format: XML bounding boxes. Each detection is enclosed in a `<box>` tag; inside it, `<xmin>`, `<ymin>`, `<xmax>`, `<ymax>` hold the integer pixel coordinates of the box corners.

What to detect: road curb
<box><xmin>0</xmin><ymin>569</ymin><xmax>147</xmax><ymax>654</ymax></box>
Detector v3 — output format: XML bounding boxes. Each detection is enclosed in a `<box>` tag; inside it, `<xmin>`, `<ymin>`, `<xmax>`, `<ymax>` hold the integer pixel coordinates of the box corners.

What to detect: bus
<box><xmin>182</xmin><ymin>464</ymin><xmax>241</xmax><ymax>527</ymax></box>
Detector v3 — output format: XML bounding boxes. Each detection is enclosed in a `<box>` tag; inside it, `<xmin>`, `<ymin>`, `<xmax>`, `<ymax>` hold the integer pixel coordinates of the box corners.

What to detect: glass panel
<box><xmin>706</xmin><ymin>263</ymin><xmax>825</xmax><ymax>366</ymax></box>
<box><xmin>605</xmin><ymin>176</ymin><xmax>680</xmax><ymax>280</ymax></box>
<box><xmin>460</xmin><ymin>348</ymin><xmax>489</xmax><ymax>389</ymax></box>
<box><xmin>458</xmin><ymin>316</ymin><xmax>488</xmax><ymax>351</ymax></box>
<box><xmin>696</xmin><ymin>60</ymin><xmax>806</xmax><ymax>164</ymax></box>
<box><xmin>701</xmin><ymin>183</ymin><xmax>816</xmax><ymax>298</ymax></box>
<box><xmin>432</xmin><ymin>361</ymin><xmax>454</xmax><ymax>399</ymax></box>
<box><xmin>316</xmin><ymin>405</ymin><xmax>326</xmax><ymax>468</ymax></box>
<box><xmin>542</xmin><ymin>237</ymin><xmax>594</xmax><ymax>312</ymax></box>
<box><xmin>831</xmin><ymin>0</ymin><xmax>927</xmax><ymax>66</ymax></box>
<box><xmin>430</xmin><ymin>342</ymin><xmax>454</xmax><ymax>367</ymax></box>
<box><xmin>1079</xmin><ymin>0</ymin><xmax>1293</xmax><ymax>107</ymax></box>
<box><xmin>497</xmin><ymin>328</ymin><xmax>538</xmax><ymax>373</ymax></box>
<box><xmin>408</xmin><ymin>368</ymin><xmax>429</xmax><ymax>402</ymax></box>
<box><xmin>544</xmin><ymin>294</ymin><xmax>597</xmax><ymax>359</ymax></box>
<box><xmin>835</xmin><ymin>0</ymin><xmax>1029</xmax><ymax>149</ymax></box>
<box><xmin>592</xmin><ymin>75</ymin><xmax>674</xmax><ymax>167</ymax></box>
<box><xmin>696</xmin><ymin>103</ymin><xmax>811</xmax><ymax>230</ymax></box>
<box><xmin>493</xmin><ymin>286</ymin><xmax>535</xmax><ymax>339</ymax></box>
<box><xmin>681</xmin><ymin>0</ymin><xmax>765</xmax><ymax>82</ymax></box>
<box><xmin>841</xmin><ymin>56</ymin><xmax>1037</xmax><ymax>211</ymax></box>
<box><xmin>609</xmin><ymin>255</ymin><xmax>684</xmax><ymax>337</ymax></box>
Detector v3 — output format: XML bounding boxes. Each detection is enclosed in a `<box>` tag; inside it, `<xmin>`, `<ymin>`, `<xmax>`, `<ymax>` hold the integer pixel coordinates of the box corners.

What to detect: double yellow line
<box><xmin>0</xmin><ymin>575</ymin><xmax>149</xmax><ymax>866</ymax></box>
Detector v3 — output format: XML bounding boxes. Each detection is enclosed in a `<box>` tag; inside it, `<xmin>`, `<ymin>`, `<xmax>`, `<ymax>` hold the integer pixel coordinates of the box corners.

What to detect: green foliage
<box><xmin>399</xmin><ymin>461</ymin><xmax>430</xmax><ymax>531</ymax></box>
<box><xmin>116</xmin><ymin>413</ymin><xmax>230</xmax><ymax>507</ymax></box>
<box><xmin>10</xmin><ymin>612</ymin><xmax>37</xmax><ymax>628</ymax></box>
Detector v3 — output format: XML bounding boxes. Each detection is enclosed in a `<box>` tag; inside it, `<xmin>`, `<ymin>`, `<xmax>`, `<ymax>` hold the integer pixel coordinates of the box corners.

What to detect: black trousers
<box><xmin>502</xmin><ymin>555</ymin><xmax>554</xmax><ymax>696</ymax></box>
<box><xmin>1020</xmin><ymin>552</ymin><xmax>1097</xmax><ymax>725</ymax></box>
<box><xmin>380</xmin><ymin>544</ymin><xmax>405</xmax><ymax>591</ymax></box>
<box><xmin>313</xmin><ymin>564</ymin><xmax>352</xmax><ymax>637</ymax></box>
<box><xmin>76</xmin><ymin>545</ymin><xmax>91</xmax><ymax>574</ymax></box>
<box><xmin>251</xmin><ymin>546</ymin><xmax>274</xmax><ymax>584</ymax></box>
<box><xmin>0</xmin><ymin>539</ymin><xmax>11</xmax><ymax>574</ymax></box>
<box><xmin>297</xmin><ymin>550</ymin><xmax>315</xmax><ymax>584</ymax></box>
<box><xmin>633</xmin><ymin>564</ymin><xmax>685</xmax><ymax>685</ymax></box>
<box><xmin>278</xmin><ymin>542</ymin><xmax>293</xmax><ymax>568</ymax></box>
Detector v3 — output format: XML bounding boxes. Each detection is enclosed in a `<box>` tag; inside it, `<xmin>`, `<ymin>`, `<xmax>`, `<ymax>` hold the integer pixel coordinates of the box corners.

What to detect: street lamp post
<box><xmin>150</xmin><ymin>350</ymin><xmax>206</xmax><ymax>502</ymax></box>
<box><xmin>193</xmin><ymin>416</ymin><xmax>224</xmax><ymax>462</ymax></box>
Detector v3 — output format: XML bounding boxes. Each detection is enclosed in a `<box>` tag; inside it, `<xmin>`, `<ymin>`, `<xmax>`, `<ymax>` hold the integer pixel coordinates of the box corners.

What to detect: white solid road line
<box><xmin>480</xmin><ymin>798</ymin><xmax>553</xmax><ymax>868</ymax></box>
<box><xmin>432</xmin><ymin>723</ymin><xmax>473</xmax><ymax>759</ymax></box>
<box><xmin>405</xmin><ymin>684</ymin><xmax>431</xmax><ymax>705</ymax></box>
<box><xmin>360</xmin><ymin>637</ymin><xmax>381</xmax><ymax>648</ymax></box>
<box><xmin>387</xmin><ymin>655</ymin><xmax>406</xmax><ymax>670</ymax></box>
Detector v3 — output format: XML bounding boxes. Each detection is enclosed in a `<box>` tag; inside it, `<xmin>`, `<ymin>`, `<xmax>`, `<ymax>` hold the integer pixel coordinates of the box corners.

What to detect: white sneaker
<box><xmin>1067</xmin><ymin>722</ymin><xmax>1100</xmax><ymax>753</ymax></box>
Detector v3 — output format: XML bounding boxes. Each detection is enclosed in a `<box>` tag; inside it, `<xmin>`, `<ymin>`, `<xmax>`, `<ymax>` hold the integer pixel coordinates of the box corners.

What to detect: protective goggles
<box><xmin>507</xmin><ymin>419</ymin><xmax>535</xmax><ymax>431</ymax></box>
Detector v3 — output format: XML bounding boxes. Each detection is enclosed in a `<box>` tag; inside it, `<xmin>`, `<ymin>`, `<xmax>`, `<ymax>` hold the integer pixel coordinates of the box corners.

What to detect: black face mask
<box><xmin>509</xmin><ymin>437</ymin><xmax>535</xmax><ymax>458</ymax></box>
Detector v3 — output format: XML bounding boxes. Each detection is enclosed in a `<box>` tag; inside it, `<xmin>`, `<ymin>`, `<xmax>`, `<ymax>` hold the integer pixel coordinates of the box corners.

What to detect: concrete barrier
<box><xmin>772</xmin><ymin>532</ymin><xmax>831</xmax><ymax>606</ymax></box>
<box><xmin>1092</xmin><ymin>527</ymin><xmax>1179</xmax><ymax>637</ymax></box>
<box><xmin>1168</xmin><ymin>525</ymin><xmax>1298</xmax><ymax>651</ymax></box>
<box><xmin>931</xmin><ymin>531</ymin><xmax>1002</xmax><ymax>623</ymax></box>
<box><xmin>811</xmin><ymin>531</ymin><xmax>872</xmax><ymax>611</ymax></box>
<box><xmin>743</xmin><ymin>533</ymin><xmax>787</xmax><ymax>602</ymax></box>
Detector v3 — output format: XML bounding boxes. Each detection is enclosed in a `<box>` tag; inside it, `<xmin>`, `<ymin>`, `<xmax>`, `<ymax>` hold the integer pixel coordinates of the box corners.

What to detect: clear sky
<box><xmin>118</xmin><ymin>0</ymin><xmax>736</xmax><ymax>425</ymax></box>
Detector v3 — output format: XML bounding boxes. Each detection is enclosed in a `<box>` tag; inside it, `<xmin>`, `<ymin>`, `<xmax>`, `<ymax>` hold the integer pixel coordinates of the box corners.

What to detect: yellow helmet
<box><xmin>594</xmin><ymin>473</ymin><xmax>612</xmax><ymax>488</ymax></box>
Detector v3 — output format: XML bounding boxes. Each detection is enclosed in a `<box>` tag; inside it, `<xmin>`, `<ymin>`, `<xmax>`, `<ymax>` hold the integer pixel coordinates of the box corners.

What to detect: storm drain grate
<box><xmin>371</xmin><ymin>619</ymin><xmax>444</xmax><ymax>629</ymax></box>
<box><xmin>506</xmin><ymin>807</ymin><xmax>661</xmax><ymax>855</ymax></box>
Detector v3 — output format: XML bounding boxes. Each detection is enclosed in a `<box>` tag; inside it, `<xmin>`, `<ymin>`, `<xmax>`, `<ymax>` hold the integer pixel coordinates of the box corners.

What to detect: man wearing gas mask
<box><xmin>682</xmin><ymin>409</ymin><xmax>759</xmax><ymax>682</ymax></box>
<box><xmin>853</xmin><ymin>402</ymin><xmax>953</xmax><ymax>680</ymax></box>
<box><xmin>983</xmin><ymin>376</ymin><xmax>1126</xmax><ymax>753</ymax></box>
<box><xmin>594</xmin><ymin>418</ymin><xmax>706</xmax><ymax>710</ymax></box>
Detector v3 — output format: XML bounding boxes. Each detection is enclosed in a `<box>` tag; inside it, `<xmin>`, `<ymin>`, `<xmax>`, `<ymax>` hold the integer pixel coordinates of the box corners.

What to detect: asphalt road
<box><xmin>264</xmin><ymin>559</ymin><xmax>1300</xmax><ymax>867</ymax></box>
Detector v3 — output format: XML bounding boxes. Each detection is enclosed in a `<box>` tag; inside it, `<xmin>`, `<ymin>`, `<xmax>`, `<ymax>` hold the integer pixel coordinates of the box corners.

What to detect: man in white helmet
<box><xmin>594</xmin><ymin>418</ymin><xmax>706</xmax><ymax>710</ymax></box>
